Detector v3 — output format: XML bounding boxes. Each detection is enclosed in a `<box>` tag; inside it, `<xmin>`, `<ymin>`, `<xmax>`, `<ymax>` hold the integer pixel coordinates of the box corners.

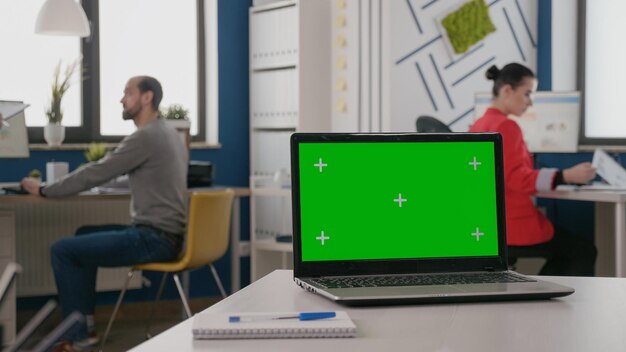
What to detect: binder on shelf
<box><xmin>192</xmin><ymin>311</ymin><xmax>356</xmax><ymax>339</ymax></box>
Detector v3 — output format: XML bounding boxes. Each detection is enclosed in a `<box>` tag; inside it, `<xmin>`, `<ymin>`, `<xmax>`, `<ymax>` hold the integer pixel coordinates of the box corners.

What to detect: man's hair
<box><xmin>136</xmin><ymin>76</ymin><xmax>163</xmax><ymax>111</ymax></box>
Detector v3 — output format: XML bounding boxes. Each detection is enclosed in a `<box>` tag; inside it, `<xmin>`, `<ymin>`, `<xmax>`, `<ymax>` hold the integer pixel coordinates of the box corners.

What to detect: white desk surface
<box><xmin>130</xmin><ymin>270</ymin><xmax>626</xmax><ymax>352</ymax></box>
<box><xmin>537</xmin><ymin>188</ymin><xmax>626</xmax><ymax>203</ymax></box>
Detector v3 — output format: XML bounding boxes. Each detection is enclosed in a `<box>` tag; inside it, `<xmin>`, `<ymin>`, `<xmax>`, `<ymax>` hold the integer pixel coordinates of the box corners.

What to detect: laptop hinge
<box><xmin>484</xmin><ymin>267</ymin><xmax>496</xmax><ymax>272</ymax></box>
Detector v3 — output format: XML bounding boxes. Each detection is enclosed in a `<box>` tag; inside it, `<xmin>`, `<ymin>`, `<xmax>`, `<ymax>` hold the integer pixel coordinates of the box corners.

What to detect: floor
<box><xmin>16</xmin><ymin>297</ymin><xmax>221</xmax><ymax>351</ymax></box>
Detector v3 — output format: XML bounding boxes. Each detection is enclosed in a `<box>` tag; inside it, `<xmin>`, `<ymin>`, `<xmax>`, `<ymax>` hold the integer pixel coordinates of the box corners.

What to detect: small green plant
<box><xmin>29</xmin><ymin>169</ymin><xmax>42</xmax><ymax>179</ymax></box>
<box><xmin>46</xmin><ymin>59</ymin><xmax>80</xmax><ymax>124</ymax></box>
<box><xmin>441</xmin><ymin>0</ymin><xmax>495</xmax><ymax>54</ymax></box>
<box><xmin>160</xmin><ymin>104</ymin><xmax>189</xmax><ymax>120</ymax></box>
<box><xmin>84</xmin><ymin>142</ymin><xmax>108</xmax><ymax>162</ymax></box>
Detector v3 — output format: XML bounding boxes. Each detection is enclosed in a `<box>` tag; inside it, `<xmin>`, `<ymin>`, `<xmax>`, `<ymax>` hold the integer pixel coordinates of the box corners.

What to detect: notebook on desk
<box><xmin>192</xmin><ymin>311</ymin><xmax>356</xmax><ymax>339</ymax></box>
<box><xmin>290</xmin><ymin>132</ymin><xmax>574</xmax><ymax>306</ymax></box>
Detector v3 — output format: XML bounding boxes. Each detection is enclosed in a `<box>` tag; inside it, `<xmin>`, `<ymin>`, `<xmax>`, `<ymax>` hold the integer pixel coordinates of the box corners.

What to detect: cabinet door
<box><xmin>250</xmin><ymin>68</ymin><xmax>298</xmax><ymax>129</ymax></box>
<box><xmin>250</xmin><ymin>130</ymin><xmax>293</xmax><ymax>177</ymax></box>
<box><xmin>252</xmin><ymin>195</ymin><xmax>292</xmax><ymax>241</ymax></box>
<box><xmin>250</xmin><ymin>4</ymin><xmax>298</xmax><ymax>70</ymax></box>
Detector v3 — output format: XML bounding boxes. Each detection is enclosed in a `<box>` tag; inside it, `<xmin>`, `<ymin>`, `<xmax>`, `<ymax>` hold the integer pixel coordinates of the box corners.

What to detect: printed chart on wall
<box><xmin>0</xmin><ymin>100</ymin><xmax>30</xmax><ymax>158</ymax></box>
<box><xmin>387</xmin><ymin>0</ymin><xmax>538</xmax><ymax>132</ymax></box>
<box><xmin>474</xmin><ymin>91</ymin><xmax>580</xmax><ymax>152</ymax></box>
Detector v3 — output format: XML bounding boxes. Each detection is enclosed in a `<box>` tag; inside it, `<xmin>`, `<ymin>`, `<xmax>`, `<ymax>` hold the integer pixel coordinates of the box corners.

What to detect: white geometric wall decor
<box><xmin>332</xmin><ymin>0</ymin><xmax>538</xmax><ymax>133</ymax></box>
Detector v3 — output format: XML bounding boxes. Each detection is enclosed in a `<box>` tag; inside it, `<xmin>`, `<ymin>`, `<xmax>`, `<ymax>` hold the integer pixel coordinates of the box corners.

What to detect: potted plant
<box><xmin>29</xmin><ymin>169</ymin><xmax>42</xmax><ymax>182</ymax></box>
<box><xmin>84</xmin><ymin>142</ymin><xmax>109</xmax><ymax>163</ymax></box>
<box><xmin>160</xmin><ymin>104</ymin><xmax>191</xmax><ymax>150</ymax></box>
<box><xmin>44</xmin><ymin>59</ymin><xmax>79</xmax><ymax>147</ymax></box>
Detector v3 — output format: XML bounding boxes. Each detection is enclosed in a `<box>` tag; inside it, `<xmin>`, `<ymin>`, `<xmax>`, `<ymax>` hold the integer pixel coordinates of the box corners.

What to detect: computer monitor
<box><xmin>473</xmin><ymin>91</ymin><xmax>580</xmax><ymax>153</ymax></box>
<box><xmin>0</xmin><ymin>100</ymin><xmax>30</xmax><ymax>158</ymax></box>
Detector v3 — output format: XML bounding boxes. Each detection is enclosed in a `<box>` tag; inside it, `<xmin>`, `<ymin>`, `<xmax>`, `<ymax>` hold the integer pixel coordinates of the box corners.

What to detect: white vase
<box><xmin>44</xmin><ymin>123</ymin><xmax>65</xmax><ymax>147</ymax></box>
<box><xmin>165</xmin><ymin>119</ymin><xmax>191</xmax><ymax>150</ymax></box>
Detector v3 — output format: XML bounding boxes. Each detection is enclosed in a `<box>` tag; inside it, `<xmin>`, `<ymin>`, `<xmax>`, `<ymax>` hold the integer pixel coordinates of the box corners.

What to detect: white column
<box><xmin>551</xmin><ymin>1</ymin><xmax>578</xmax><ymax>91</ymax></box>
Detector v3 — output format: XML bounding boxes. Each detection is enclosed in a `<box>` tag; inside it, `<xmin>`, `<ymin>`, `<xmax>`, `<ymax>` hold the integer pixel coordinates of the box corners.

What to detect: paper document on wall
<box><xmin>592</xmin><ymin>149</ymin><xmax>626</xmax><ymax>188</ymax></box>
<box><xmin>0</xmin><ymin>101</ymin><xmax>30</xmax><ymax>121</ymax></box>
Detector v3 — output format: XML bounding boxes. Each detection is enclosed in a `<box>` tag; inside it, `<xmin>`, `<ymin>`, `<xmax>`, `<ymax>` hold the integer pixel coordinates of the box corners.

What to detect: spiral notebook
<box><xmin>192</xmin><ymin>311</ymin><xmax>356</xmax><ymax>339</ymax></box>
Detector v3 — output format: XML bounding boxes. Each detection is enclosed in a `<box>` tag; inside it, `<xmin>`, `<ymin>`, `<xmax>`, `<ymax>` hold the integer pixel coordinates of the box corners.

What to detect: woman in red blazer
<box><xmin>470</xmin><ymin>63</ymin><xmax>597</xmax><ymax>276</ymax></box>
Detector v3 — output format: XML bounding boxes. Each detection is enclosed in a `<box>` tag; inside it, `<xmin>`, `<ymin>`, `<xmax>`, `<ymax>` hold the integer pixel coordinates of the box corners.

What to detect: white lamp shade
<box><xmin>35</xmin><ymin>0</ymin><xmax>90</xmax><ymax>37</ymax></box>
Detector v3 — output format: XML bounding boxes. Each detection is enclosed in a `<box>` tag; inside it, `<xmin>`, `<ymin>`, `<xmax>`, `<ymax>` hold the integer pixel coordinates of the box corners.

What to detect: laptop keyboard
<box><xmin>311</xmin><ymin>272</ymin><xmax>535</xmax><ymax>289</ymax></box>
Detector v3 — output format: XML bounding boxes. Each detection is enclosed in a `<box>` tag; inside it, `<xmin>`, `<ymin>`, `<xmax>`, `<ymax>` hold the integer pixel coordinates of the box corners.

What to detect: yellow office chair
<box><xmin>99</xmin><ymin>189</ymin><xmax>235</xmax><ymax>350</ymax></box>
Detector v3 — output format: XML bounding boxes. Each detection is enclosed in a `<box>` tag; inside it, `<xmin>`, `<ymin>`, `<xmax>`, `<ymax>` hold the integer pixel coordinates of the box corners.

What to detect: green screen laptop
<box><xmin>290</xmin><ymin>132</ymin><xmax>574</xmax><ymax>305</ymax></box>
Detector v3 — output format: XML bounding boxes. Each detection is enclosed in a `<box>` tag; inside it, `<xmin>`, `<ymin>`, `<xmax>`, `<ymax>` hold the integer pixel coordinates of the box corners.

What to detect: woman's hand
<box><xmin>563</xmin><ymin>162</ymin><xmax>596</xmax><ymax>184</ymax></box>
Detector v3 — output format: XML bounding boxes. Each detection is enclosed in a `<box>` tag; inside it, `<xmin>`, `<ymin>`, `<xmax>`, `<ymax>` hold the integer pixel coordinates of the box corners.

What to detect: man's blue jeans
<box><xmin>50</xmin><ymin>224</ymin><xmax>182</xmax><ymax>342</ymax></box>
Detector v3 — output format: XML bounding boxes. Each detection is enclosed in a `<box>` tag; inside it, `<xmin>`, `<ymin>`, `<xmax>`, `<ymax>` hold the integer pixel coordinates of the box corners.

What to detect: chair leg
<box><xmin>144</xmin><ymin>272</ymin><xmax>169</xmax><ymax>339</ymax></box>
<box><xmin>99</xmin><ymin>270</ymin><xmax>134</xmax><ymax>352</ymax></box>
<box><xmin>209</xmin><ymin>264</ymin><xmax>227</xmax><ymax>298</ymax></box>
<box><xmin>173</xmin><ymin>273</ymin><xmax>192</xmax><ymax>318</ymax></box>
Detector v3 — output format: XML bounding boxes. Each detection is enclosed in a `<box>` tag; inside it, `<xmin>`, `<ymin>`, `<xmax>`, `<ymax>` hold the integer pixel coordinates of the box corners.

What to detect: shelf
<box><xmin>251</xmin><ymin>113</ymin><xmax>298</xmax><ymax>129</ymax></box>
<box><xmin>251</xmin><ymin>63</ymin><xmax>297</xmax><ymax>72</ymax></box>
<box><xmin>253</xmin><ymin>239</ymin><xmax>293</xmax><ymax>252</ymax></box>
<box><xmin>252</xmin><ymin>187</ymin><xmax>291</xmax><ymax>197</ymax></box>
<box><xmin>250</xmin><ymin>0</ymin><xmax>295</xmax><ymax>13</ymax></box>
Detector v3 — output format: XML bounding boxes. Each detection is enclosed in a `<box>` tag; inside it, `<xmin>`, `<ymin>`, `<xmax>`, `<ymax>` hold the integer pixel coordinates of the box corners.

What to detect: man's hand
<box><xmin>563</xmin><ymin>162</ymin><xmax>596</xmax><ymax>185</ymax></box>
<box><xmin>21</xmin><ymin>177</ymin><xmax>42</xmax><ymax>196</ymax></box>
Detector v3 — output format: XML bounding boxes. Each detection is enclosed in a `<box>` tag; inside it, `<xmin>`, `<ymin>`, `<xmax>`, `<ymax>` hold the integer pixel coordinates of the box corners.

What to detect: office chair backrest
<box><xmin>179</xmin><ymin>189</ymin><xmax>235</xmax><ymax>269</ymax></box>
<box><xmin>415</xmin><ymin>115</ymin><xmax>452</xmax><ymax>133</ymax></box>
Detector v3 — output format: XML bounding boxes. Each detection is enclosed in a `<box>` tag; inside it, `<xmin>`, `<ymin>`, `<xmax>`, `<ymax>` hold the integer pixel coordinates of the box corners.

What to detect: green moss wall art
<box><xmin>441</xmin><ymin>0</ymin><xmax>496</xmax><ymax>54</ymax></box>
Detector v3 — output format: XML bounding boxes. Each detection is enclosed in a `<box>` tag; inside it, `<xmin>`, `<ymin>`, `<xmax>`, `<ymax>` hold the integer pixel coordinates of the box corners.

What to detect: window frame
<box><xmin>27</xmin><ymin>0</ymin><xmax>207</xmax><ymax>144</ymax></box>
<box><xmin>578</xmin><ymin>0</ymin><xmax>626</xmax><ymax>146</ymax></box>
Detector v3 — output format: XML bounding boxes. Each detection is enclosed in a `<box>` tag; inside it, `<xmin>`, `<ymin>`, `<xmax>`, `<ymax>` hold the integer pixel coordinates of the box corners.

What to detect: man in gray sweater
<box><xmin>21</xmin><ymin>76</ymin><xmax>187</xmax><ymax>351</ymax></box>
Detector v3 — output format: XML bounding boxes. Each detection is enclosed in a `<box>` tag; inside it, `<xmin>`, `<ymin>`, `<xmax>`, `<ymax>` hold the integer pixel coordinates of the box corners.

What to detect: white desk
<box><xmin>537</xmin><ymin>189</ymin><xmax>626</xmax><ymax>277</ymax></box>
<box><xmin>130</xmin><ymin>270</ymin><xmax>626</xmax><ymax>352</ymax></box>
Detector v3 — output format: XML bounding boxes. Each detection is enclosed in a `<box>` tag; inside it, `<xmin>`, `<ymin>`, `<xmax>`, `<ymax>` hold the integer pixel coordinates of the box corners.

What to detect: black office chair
<box><xmin>507</xmin><ymin>246</ymin><xmax>552</xmax><ymax>272</ymax></box>
<box><xmin>415</xmin><ymin>115</ymin><xmax>452</xmax><ymax>133</ymax></box>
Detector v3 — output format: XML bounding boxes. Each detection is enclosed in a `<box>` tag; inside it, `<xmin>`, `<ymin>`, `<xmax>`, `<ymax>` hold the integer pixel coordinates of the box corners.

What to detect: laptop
<box><xmin>290</xmin><ymin>132</ymin><xmax>574</xmax><ymax>305</ymax></box>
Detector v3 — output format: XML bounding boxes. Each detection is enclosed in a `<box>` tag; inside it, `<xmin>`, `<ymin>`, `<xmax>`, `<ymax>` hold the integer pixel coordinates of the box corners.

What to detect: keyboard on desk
<box><xmin>2</xmin><ymin>186</ymin><xmax>29</xmax><ymax>195</ymax></box>
<box><xmin>311</xmin><ymin>272</ymin><xmax>535</xmax><ymax>289</ymax></box>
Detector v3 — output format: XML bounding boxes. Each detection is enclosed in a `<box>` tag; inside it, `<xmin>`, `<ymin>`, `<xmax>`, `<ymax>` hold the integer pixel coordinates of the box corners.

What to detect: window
<box><xmin>580</xmin><ymin>0</ymin><xmax>626</xmax><ymax>145</ymax></box>
<box><xmin>0</xmin><ymin>0</ymin><xmax>216</xmax><ymax>144</ymax></box>
<box><xmin>98</xmin><ymin>0</ymin><xmax>201</xmax><ymax>137</ymax></box>
<box><xmin>0</xmin><ymin>0</ymin><xmax>81</xmax><ymax>127</ymax></box>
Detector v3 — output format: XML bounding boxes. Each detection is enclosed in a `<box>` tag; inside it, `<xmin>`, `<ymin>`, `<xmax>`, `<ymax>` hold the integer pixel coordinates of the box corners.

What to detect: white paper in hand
<box><xmin>592</xmin><ymin>149</ymin><xmax>626</xmax><ymax>188</ymax></box>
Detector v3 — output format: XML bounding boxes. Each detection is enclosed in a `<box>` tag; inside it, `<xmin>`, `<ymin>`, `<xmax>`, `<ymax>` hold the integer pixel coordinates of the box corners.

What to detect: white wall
<box><xmin>551</xmin><ymin>1</ymin><xmax>578</xmax><ymax>91</ymax></box>
<box><xmin>333</xmin><ymin>0</ymin><xmax>539</xmax><ymax>133</ymax></box>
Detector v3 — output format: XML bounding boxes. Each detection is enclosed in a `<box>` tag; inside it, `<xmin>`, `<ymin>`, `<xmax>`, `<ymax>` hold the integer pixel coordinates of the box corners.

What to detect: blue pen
<box><xmin>229</xmin><ymin>312</ymin><xmax>336</xmax><ymax>323</ymax></box>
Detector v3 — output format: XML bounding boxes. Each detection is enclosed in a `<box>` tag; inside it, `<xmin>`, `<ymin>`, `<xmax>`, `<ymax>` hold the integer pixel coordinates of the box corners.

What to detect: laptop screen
<box><xmin>291</xmin><ymin>133</ymin><xmax>509</xmax><ymax>276</ymax></box>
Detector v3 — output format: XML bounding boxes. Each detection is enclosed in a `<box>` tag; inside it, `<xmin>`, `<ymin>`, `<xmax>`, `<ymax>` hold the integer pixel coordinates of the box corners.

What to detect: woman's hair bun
<box><xmin>485</xmin><ymin>65</ymin><xmax>500</xmax><ymax>81</ymax></box>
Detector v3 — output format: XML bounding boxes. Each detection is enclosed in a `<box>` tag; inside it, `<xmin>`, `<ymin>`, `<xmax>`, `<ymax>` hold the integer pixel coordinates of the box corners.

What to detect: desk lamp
<box><xmin>35</xmin><ymin>0</ymin><xmax>90</xmax><ymax>38</ymax></box>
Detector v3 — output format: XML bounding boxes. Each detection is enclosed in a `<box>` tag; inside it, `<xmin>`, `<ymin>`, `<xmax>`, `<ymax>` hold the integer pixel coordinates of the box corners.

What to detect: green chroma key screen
<box><xmin>298</xmin><ymin>141</ymin><xmax>500</xmax><ymax>262</ymax></box>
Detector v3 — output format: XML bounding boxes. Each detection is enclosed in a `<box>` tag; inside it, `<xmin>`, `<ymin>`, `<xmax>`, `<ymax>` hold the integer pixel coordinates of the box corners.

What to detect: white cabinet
<box><xmin>250</xmin><ymin>177</ymin><xmax>293</xmax><ymax>280</ymax></box>
<box><xmin>249</xmin><ymin>0</ymin><xmax>330</xmax><ymax>282</ymax></box>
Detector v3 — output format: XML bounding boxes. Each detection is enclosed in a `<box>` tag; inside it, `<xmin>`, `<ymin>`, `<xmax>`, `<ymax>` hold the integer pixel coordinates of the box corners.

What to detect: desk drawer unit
<box><xmin>2</xmin><ymin>198</ymin><xmax>141</xmax><ymax>297</ymax></box>
<box><xmin>0</xmin><ymin>211</ymin><xmax>16</xmax><ymax>346</ymax></box>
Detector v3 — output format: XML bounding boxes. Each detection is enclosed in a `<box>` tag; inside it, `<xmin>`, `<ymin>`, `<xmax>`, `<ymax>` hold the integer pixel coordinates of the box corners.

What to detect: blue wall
<box><xmin>13</xmin><ymin>0</ymin><xmax>252</xmax><ymax>309</ymax></box>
